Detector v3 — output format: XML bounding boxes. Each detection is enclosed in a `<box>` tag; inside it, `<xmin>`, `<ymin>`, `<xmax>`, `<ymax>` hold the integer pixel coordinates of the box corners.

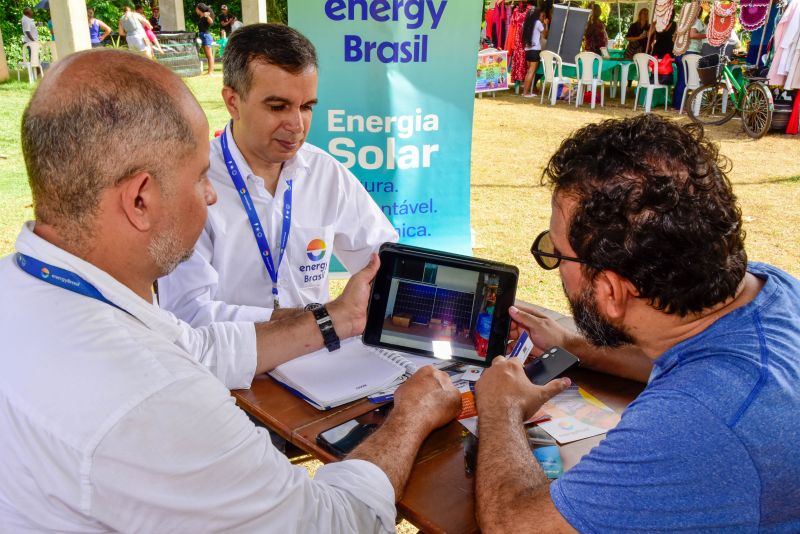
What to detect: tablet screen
<box><xmin>364</xmin><ymin>244</ymin><xmax>517</xmax><ymax>365</ymax></box>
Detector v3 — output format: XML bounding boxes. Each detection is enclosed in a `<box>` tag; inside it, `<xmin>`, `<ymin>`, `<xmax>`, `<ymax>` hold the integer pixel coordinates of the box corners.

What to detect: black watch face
<box><xmin>304</xmin><ymin>302</ymin><xmax>323</xmax><ymax>312</ymax></box>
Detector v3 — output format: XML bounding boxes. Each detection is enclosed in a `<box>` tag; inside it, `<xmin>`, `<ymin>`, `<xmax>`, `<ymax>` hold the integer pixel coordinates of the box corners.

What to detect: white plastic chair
<box><xmin>632</xmin><ymin>53</ymin><xmax>669</xmax><ymax>113</ymax></box>
<box><xmin>540</xmin><ymin>51</ymin><xmax>575</xmax><ymax>105</ymax></box>
<box><xmin>17</xmin><ymin>42</ymin><xmax>43</xmax><ymax>84</ymax></box>
<box><xmin>680</xmin><ymin>54</ymin><xmax>702</xmax><ymax>114</ymax></box>
<box><xmin>575</xmin><ymin>51</ymin><xmax>604</xmax><ymax>109</ymax></box>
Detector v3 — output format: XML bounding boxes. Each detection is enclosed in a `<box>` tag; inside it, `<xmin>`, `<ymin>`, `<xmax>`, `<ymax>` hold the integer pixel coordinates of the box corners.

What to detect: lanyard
<box><xmin>15</xmin><ymin>252</ymin><xmax>132</xmax><ymax>317</ymax></box>
<box><xmin>220</xmin><ymin>129</ymin><xmax>292</xmax><ymax>308</ymax></box>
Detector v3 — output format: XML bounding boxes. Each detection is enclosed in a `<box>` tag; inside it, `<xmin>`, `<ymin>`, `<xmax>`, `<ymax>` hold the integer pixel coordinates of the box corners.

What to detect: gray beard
<box><xmin>148</xmin><ymin>226</ymin><xmax>194</xmax><ymax>277</ymax></box>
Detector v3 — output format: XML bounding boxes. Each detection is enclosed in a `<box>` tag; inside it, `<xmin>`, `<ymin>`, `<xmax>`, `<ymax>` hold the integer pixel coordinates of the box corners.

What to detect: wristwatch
<box><xmin>304</xmin><ymin>303</ymin><xmax>341</xmax><ymax>352</ymax></box>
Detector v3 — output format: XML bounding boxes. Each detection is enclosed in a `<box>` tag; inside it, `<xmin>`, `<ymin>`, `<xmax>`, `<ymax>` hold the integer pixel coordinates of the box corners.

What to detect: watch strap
<box><xmin>311</xmin><ymin>305</ymin><xmax>340</xmax><ymax>352</ymax></box>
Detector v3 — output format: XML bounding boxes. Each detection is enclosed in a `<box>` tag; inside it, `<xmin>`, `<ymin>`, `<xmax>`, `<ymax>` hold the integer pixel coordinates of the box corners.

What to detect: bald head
<box><xmin>22</xmin><ymin>50</ymin><xmax>205</xmax><ymax>249</ymax></box>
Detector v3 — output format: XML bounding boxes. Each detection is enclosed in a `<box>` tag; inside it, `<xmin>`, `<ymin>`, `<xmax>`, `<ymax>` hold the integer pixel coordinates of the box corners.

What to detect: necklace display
<box><xmin>654</xmin><ymin>0</ymin><xmax>674</xmax><ymax>31</ymax></box>
<box><xmin>707</xmin><ymin>1</ymin><xmax>736</xmax><ymax>46</ymax></box>
<box><xmin>673</xmin><ymin>0</ymin><xmax>701</xmax><ymax>55</ymax></box>
<box><xmin>740</xmin><ymin>0</ymin><xmax>771</xmax><ymax>31</ymax></box>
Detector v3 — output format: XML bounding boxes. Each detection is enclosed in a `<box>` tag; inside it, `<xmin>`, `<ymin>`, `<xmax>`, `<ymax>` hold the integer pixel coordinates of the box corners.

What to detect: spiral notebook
<box><xmin>268</xmin><ymin>338</ymin><xmax>416</xmax><ymax>410</ymax></box>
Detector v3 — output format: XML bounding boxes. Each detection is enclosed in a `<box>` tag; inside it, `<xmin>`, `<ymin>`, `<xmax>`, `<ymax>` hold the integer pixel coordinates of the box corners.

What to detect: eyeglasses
<box><xmin>530</xmin><ymin>230</ymin><xmax>592</xmax><ymax>270</ymax></box>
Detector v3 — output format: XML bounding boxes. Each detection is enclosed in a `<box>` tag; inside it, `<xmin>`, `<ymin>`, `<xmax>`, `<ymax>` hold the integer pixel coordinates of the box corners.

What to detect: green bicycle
<box><xmin>687</xmin><ymin>53</ymin><xmax>773</xmax><ymax>139</ymax></box>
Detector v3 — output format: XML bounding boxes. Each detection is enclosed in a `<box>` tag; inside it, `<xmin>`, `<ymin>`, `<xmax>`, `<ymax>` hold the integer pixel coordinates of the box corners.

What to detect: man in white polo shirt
<box><xmin>158</xmin><ymin>23</ymin><xmax>398</xmax><ymax>327</ymax></box>
<box><xmin>21</xmin><ymin>8</ymin><xmax>39</xmax><ymax>45</ymax></box>
<box><xmin>0</xmin><ymin>49</ymin><xmax>460</xmax><ymax>532</ymax></box>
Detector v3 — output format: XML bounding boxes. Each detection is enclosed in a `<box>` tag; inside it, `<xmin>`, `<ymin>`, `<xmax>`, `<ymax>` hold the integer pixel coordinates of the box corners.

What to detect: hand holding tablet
<box><xmin>363</xmin><ymin>243</ymin><xmax>518</xmax><ymax>366</ymax></box>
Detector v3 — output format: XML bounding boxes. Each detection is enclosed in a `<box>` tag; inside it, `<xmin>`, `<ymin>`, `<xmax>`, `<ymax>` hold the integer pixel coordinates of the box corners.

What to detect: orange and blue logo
<box><xmin>240</xmin><ymin>187</ymin><xmax>247</xmax><ymax>194</ymax></box>
<box><xmin>40</xmin><ymin>267</ymin><xmax>50</xmax><ymax>279</ymax></box>
<box><xmin>306</xmin><ymin>239</ymin><xmax>326</xmax><ymax>261</ymax></box>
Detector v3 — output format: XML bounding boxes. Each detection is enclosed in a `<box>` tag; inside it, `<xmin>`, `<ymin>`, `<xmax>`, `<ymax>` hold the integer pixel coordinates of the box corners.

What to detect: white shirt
<box><xmin>21</xmin><ymin>15</ymin><xmax>38</xmax><ymax>43</ymax></box>
<box><xmin>0</xmin><ymin>223</ymin><xmax>396</xmax><ymax>533</ymax></box>
<box><xmin>688</xmin><ymin>19</ymin><xmax>705</xmax><ymax>53</ymax></box>
<box><xmin>526</xmin><ymin>20</ymin><xmax>545</xmax><ymax>51</ymax></box>
<box><xmin>158</xmin><ymin>123</ymin><xmax>398</xmax><ymax>327</ymax></box>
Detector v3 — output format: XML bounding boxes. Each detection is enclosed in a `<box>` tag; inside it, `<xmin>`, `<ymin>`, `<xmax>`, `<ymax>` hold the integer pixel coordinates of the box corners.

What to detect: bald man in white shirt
<box><xmin>0</xmin><ymin>49</ymin><xmax>460</xmax><ymax>532</ymax></box>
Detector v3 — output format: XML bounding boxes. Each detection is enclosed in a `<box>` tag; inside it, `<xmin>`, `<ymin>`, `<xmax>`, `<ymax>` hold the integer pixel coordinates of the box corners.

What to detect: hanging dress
<box><xmin>673</xmin><ymin>0</ymin><xmax>702</xmax><ymax>55</ymax></box>
<box><xmin>740</xmin><ymin>0</ymin><xmax>772</xmax><ymax>31</ymax></box>
<box><xmin>707</xmin><ymin>2</ymin><xmax>737</xmax><ymax>47</ymax></box>
<box><xmin>654</xmin><ymin>0</ymin><xmax>675</xmax><ymax>32</ymax></box>
<box><xmin>767</xmin><ymin>0</ymin><xmax>800</xmax><ymax>87</ymax></box>
<box><xmin>510</xmin><ymin>6</ymin><xmax>529</xmax><ymax>82</ymax></box>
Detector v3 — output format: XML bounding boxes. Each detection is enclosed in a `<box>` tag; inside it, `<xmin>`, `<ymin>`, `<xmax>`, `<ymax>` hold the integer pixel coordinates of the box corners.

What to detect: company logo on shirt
<box><xmin>40</xmin><ymin>267</ymin><xmax>50</xmax><ymax>279</ymax></box>
<box><xmin>306</xmin><ymin>239</ymin><xmax>327</xmax><ymax>261</ymax></box>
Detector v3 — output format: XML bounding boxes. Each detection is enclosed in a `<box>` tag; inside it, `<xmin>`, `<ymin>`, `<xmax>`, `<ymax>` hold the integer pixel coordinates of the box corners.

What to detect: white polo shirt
<box><xmin>158</xmin><ymin>123</ymin><xmax>398</xmax><ymax>327</ymax></box>
<box><xmin>21</xmin><ymin>15</ymin><xmax>38</xmax><ymax>43</ymax></box>
<box><xmin>0</xmin><ymin>223</ymin><xmax>396</xmax><ymax>533</ymax></box>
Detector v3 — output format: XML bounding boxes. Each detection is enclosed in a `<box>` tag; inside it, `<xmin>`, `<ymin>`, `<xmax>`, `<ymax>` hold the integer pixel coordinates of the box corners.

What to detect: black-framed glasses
<box><xmin>530</xmin><ymin>230</ymin><xmax>592</xmax><ymax>270</ymax></box>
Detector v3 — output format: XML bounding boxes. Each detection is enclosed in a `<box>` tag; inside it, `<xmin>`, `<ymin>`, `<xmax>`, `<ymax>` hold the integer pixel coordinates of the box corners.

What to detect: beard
<box><xmin>568</xmin><ymin>285</ymin><xmax>635</xmax><ymax>348</ymax></box>
<box><xmin>148</xmin><ymin>224</ymin><xmax>194</xmax><ymax>277</ymax></box>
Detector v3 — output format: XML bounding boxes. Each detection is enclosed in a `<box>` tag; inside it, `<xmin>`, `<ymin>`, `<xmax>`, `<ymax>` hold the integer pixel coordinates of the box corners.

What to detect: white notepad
<box><xmin>268</xmin><ymin>338</ymin><xmax>411</xmax><ymax>410</ymax></box>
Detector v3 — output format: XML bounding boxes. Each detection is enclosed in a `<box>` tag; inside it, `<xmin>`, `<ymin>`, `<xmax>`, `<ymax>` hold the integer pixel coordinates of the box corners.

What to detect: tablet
<box><xmin>363</xmin><ymin>243</ymin><xmax>518</xmax><ymax>366</ymax></box>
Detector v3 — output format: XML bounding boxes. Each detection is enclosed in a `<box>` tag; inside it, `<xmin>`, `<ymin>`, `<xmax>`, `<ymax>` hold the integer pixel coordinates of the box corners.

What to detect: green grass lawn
<box><xmin>2</xmin><ymin>74</ymin><xmax>799</xmax><ymax>318</ymax></box>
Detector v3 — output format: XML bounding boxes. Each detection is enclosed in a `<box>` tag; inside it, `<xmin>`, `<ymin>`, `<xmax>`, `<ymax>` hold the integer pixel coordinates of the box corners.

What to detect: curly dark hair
<box><xmin>543</xmin><ymin>114</ymin><xmax>747</xmax><ymax>316</ymax></box>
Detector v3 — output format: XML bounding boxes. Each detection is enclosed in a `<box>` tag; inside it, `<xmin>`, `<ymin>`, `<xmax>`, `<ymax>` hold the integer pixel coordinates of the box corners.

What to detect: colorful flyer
<box><xmin>537</xmin><ymin>385</ymin><xmax>621</xmax><ymax>444</ymax></box>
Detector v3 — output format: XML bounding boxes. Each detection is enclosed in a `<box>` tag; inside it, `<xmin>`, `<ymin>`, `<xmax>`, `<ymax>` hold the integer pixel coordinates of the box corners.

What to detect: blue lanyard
<box><xmin>221</xmin><ymin>128</ymin><xmax>292</xmax><ymax>308</ymax></box>
<box><xmin>15</xmin><ymin>252</ymin><xmax>132</xmax><ymax>317</ymax></box>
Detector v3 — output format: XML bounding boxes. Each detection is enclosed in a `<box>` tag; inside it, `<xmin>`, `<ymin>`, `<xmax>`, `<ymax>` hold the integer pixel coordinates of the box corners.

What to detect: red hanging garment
<box><xmin>787</xmin><ymin>94</ymin><xmax>800</xmax><ymax>135</ymax></box>
<box><xmin>510</xmin><ymin>6</ymin><xmax>529</xmax><ymax>82</ymax></box>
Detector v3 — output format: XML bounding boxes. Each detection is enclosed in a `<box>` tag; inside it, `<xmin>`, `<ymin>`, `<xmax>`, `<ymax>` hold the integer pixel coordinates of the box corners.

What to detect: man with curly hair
<box><xmin>474</xmin><ymin>115</ymin><xmax>800</xmax><ymax>532</ymax></box>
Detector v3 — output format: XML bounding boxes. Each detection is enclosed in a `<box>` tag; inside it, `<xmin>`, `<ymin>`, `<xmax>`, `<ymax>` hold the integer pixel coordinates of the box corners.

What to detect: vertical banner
<box><xmin>289</xmin><ymin>0</ymin><xmax>482</xmax><ymax>258</ymax></box>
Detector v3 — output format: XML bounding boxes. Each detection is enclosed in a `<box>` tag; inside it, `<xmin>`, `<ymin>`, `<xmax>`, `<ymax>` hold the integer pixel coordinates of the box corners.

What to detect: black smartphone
<box><xmin>524</xmin><ymin>346</ymin><xmax>580</xmax><ymax>385</ymax></box>
<box><xmin>363</xmin><ymin>243</ymin><xmax>518</xmax><ymax>367</ymax></box>
<box><xmin>316</xmin><ymin>404</ymin><xmax>393</xmax><ymax>458</ymax></box>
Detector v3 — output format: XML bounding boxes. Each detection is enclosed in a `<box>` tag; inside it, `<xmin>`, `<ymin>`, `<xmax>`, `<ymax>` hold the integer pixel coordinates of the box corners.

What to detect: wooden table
<box><xmin>233</xmin><ymin>366</ymin><xmax>643</xmax><ymax>534</ymax></box>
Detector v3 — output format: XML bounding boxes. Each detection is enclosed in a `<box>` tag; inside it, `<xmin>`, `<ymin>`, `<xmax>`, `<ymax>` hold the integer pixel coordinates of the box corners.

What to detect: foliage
<box><xmin>1</xmin><ymin>0</ymin><xmax>44</xmax><ymax>68</ymax></box>
<box><xmin>88</xmin><ymin>0</ymin><xmax>124</xmax><ymax>29</ymax></box>
<box><xmin>178</xmin><ymin>0</ymin><xmax>286</xmax><ymax>34</ymax></box>
<box><xmin>267</xmin><ymin>0</ymin><xmax>287</xmax><ymax>24</ymax></box>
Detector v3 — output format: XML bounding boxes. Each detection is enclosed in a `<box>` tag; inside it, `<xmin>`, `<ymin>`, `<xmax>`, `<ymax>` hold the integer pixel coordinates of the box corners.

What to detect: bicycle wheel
<box><xmin>741</xmin><ymin>82</ymin><xmax>773</xmax><ymax>139</ymax></box>
<box><xmin>687</xmin><ymin>83</ymin><xmax>737</xmax><ymax>126</ymax></box>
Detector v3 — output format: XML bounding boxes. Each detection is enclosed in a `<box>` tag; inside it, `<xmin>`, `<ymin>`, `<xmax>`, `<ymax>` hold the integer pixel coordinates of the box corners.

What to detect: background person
<box><xmin>624</xmin><ymin>8</ymin><xmax>649</xmax><ymax>59</ymax></box>
<box><xmin>149</xmin><ymin>5</ymin><xmax>161</xmax><ymax>32</ymax></box>
<box><xmin>135</xmin><ymin>4</ymin><xmax>164</xmax><ymax>54</ymax></box>
<box><xmin>87</xmin><ymin>8</ymin><xmax>112</xmax><ymax>48</ymax></box>
<box><xmin>649</xmin><ymin>8</ymin><xmax>676</xmax><ymax>57</ymax></box>
<box><xmin>195</xmin><ymin>2</ymin><xmax>214</xmax><ymax>75</ymax></box>
<box><xmin>21</xmin><ymin>7</ymin><xmax>38</xmax><ymax>59</ymax></box>
<box><xmin>158</xmin><ymin>23</ymin><xmax>398</xmax><ymax>327</ymax></box>
<box><xmin>218</xmin><ymin>4</ymin><xmax>236</xmax><ymax>38</ymax></box>
<box><xmin>583</xmin><ymin>3</ymin><xmax>607</xmax><ymax>54</ymax></box>
<box><xmin>118</xmin><ymin>4</ymin><xmax>152</xmax><ymax>59</ymax></box>
<box><xmin>674</xmin><ymin>1</ymin><xmax>708</xmax><ymax>110</ymax></box>
<box><xmin>474</xmin><ymin>114</ymin><xmax>800</xmax><ymax>532</ymax></box>
<box><xmin>1</xmin><ymin>48</ymin><xmax>462</xmax><ymax>532</ymax></box>
<box><xmin>521</xmin><ymin>7</ymin><xmax>548</xmax><ymax>98</ymax></box>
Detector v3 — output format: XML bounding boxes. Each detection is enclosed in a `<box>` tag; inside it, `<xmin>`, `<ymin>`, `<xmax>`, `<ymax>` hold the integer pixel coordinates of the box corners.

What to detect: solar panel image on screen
<box><xmin>392</xmin><ymin>281</ymin><xmax>474</xmax><ymax>327</ymax></box>
<box><xmin>393</xmin><ymin>281</ymin><xmax>436</xmax><ymax>324</ymax></box>
<box><xmin>431</xmin><ymin>288</ymin><xmax>474</xmax><ymax>328</ymax></box>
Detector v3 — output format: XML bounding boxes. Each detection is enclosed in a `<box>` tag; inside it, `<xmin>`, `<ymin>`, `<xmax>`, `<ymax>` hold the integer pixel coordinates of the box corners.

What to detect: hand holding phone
<box><xmin>524</xmin><ymin>347</ymin><xmax>580</xmax><ymax>386</ymax></box>
<box><xmin>475</xmin><ymin>356</ymin><xmax>572</xmax><ymax>423</ymax></box>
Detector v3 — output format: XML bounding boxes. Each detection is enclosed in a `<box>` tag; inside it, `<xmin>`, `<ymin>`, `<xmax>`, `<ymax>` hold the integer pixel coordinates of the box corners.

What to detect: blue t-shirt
<box><xmin>551</xmin><ymin>262</ymin><xmax>800</xmax><ymax>533</ymax></box>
